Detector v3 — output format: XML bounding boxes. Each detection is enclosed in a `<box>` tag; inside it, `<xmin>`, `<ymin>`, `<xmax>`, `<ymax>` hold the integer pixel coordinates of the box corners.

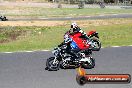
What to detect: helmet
<box><xmin>71</xmin><ymin>22</ymin><xmax>77</xmax><ymax>28</ymax></box>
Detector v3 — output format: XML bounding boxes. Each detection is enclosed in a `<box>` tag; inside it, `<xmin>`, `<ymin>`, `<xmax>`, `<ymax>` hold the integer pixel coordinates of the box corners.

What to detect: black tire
<box><xmin>3</xmin><ymin>18</ymin><xmax>6</xmax><ymax>21</ymax></box>
<box><xmin>82</xmin><ymin>57</ymin><xmax>95</xmax><ymax>69</ymax></box>
<box><xmin>46</xmin><ymin>57</ymin><xmax>60</xmax><ymax>71</ymax></box>
<box><xmin>59</xmin><ymin>61</ymin><xmax>65</xmax><ymax>69</ymax></box>
<box><xmin>4</xmin><ymin>18</ymin><xmax>8</xmax><ymax>21</ymax></box>
<box><xmin>92</xmin><ymin>39</ymin><xmax>101</xmax><ymax>51</ymax></box>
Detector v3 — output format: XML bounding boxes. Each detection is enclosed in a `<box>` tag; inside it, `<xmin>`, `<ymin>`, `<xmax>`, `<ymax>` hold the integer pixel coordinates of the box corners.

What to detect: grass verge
<box><xmin>0</xmin><ymin>19</ymin><xmax>132</xmax><ymax>52</ymax></box>
<box><xmin>1</xmin><ymin>7</ymin><xmax>132</xmax><ymax>18</ymax></box>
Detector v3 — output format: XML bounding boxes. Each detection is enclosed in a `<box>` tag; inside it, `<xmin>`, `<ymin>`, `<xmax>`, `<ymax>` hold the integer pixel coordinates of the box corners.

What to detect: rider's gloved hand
<box><xmin>79</xmin><ymin>30</ymin><xmax>87</xmax><ymax>36</ymax></box>
<box><xmin>79</xmin><ymin>30</ymin><xmax>90</xmax><ymax>40</ymax></box>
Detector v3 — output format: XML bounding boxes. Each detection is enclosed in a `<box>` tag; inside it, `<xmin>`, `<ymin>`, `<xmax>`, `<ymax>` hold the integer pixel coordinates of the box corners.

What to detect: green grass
<box><xmin>87</xmin><ymin>24</ymin><xmax>132</xmax><ymax>47</ymax></box>
<box><xmin>0</xmin><ymin>23</ymin><xmax>132</xmax><ymax>52</ymax></box>
<box><xmin>1</xmin><ymin>7</ymin><xmax>132</xmax><ymax>18</ymax></box>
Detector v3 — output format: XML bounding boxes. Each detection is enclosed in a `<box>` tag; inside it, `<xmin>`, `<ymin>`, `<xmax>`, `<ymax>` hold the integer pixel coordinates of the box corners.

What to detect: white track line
<box><xmin>111</xmin><ymin>46</ymin><xmax>120</xmax><ymax>47</ymax></box>
<box><xmin>128</xmin><ymin>45</ymin><xmax>132</xmax><ymax>46</ymax></box>
<box><xmin>1</xmin><ymin>50</ymin><xmax>50</xmax><ymax>54</ymax></box>
<box><xmin>1</xmin><ymin>45</ymin><xmax>132</xmax><ymax>54</ymax></box>
<box><xmin>41</xmin><ymin>50</ymin><xmax>50</xmax><ymax>51</ymax></box>
<box><xmin>112</xmin><ymin>14</ymin><xmax>118</xmax><ymax>15</ymax></box>
<box><xmin>24</xmin><ymin>51</ymin><xmax>34</xmax><ymax>52</ymax></box>
<box><xmin>4</xmin><ymin>52</ymin><xmax>14</xmax><ymax>53</ymax></box>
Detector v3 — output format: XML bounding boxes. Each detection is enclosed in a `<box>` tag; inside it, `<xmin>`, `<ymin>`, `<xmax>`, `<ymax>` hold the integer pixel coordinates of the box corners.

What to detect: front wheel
<box><xmin>46</xmin><ymin>57</ymin><xmax>60</xmax><ymax>71</ymax></box>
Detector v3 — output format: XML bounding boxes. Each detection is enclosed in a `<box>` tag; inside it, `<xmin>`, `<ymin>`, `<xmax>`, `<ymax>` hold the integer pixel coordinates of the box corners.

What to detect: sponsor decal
<box><xmin>76</xmin><ymin>67</ymin><xmax>131</xmax><ymax>85</ymax></box>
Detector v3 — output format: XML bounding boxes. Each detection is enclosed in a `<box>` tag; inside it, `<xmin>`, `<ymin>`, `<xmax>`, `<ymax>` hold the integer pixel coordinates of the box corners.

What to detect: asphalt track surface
<box><xmin>10</xmin><ymin>13</ymin><xmax>132</xmax><ymax>21</ymax></box>
<box><xmin>0</xmin><ymin>46</ymin><xmax>132</xmax><ymax>88</ymax></box>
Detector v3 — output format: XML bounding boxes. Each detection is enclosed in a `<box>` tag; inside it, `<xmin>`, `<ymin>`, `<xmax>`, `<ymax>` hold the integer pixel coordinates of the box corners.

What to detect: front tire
<box><xmin>46</xmin><ymin>57</ymin><xmax>60</xmax><ymax>71</ymax></box>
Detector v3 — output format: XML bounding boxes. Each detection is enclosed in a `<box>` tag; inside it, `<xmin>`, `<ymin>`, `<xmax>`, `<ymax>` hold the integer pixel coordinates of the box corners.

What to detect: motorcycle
<box><xmin>0</xmin><ymin>16</ymin><xmax>8</xmax><ymax>21</ymax></box>
<box><xmin>45</xmin><ymin>30</ymin><xmax>100</xmax><ymax>71</ymax></box>
<box><xmin>45</xmin><ymin>45</ymin><xmax>95</xmax><ymax>71</ymax></box>
<box><xmin>69</xmin><ymin>30</ymin><xmax>101</xmax><ymax>51</ymax></box>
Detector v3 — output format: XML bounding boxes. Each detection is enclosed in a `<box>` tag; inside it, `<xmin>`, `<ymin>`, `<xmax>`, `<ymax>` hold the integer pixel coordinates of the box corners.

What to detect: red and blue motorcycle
<box><xmin>45</xmin><ymin>30</ymin><xmax>101</xmax><ymax>71</ymax></box>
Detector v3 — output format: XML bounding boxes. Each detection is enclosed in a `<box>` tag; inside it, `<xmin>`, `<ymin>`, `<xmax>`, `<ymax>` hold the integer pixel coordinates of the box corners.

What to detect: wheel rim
<box><xmin>83</xmin><ymin>62</ymin><xmax>90</xmax><ymax>67</ymax></box>
<box><xmin>84</xmin><ymin>58</ymin><xmax>94</xmax><ymax>67</ymax></box>
<box><xmin>49</xmin><ymin>59</ymin><xmax>58</xmax><ymax>69</ymax></box>
<box><xmin>94</xmin><ymin>41</ymin><xmax>99</xmax><ymax>48</ymax></box>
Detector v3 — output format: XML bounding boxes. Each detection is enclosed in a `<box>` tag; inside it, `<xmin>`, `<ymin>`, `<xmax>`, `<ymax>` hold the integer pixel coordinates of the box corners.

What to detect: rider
<box><xmin>69</xmin><ymin>22</ymin><xmax>89</xmax><ymax>40</ymax></box>
<box><xmin>58</xmin><ymin>22</ymin><xmax>90</xmax><ymax>61</ymax></box>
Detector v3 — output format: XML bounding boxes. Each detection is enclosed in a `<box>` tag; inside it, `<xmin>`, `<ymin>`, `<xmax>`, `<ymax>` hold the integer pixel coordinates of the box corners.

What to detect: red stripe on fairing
<box><xmin>70</xmin><ymin>32</ymin><xmax>90</xmax><ymax>50</ymax></box>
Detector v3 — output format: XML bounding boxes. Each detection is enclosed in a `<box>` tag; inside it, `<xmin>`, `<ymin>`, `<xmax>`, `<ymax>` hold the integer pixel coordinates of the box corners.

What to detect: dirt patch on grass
<box><xmin>0</xmin><ymin>28</ymin><xmax>26</xmax><ymax>43</ymax></box>
<box><xmin>0</xmin><ymin>21</ymin><xmax>65</xmax><ymax>27</ymax></box>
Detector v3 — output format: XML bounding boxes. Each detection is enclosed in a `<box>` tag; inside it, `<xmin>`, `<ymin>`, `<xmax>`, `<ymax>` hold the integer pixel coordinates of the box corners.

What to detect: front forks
<box><xmin>52</xmin><ymin>57</ymin><xmax>59</xmax><ymax>65</ymax></box>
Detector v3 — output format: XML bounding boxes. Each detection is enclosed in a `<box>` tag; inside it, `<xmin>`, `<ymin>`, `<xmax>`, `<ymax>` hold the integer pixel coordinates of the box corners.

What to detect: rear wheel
<box><xmin>82</xmin><ymin>57</ymin><xmax>95</xmax><ymax>69</ymax></box>
<box><xmin>92</xmin><ymin>39</ymin><xmax>101</xmax><ymax>51</ymax></box>
<box><xmin>46</xmin><ymin>57</ymin><xmax>60</xmax><ymax>71</ymax></box>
